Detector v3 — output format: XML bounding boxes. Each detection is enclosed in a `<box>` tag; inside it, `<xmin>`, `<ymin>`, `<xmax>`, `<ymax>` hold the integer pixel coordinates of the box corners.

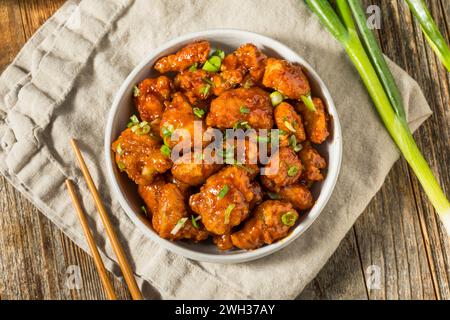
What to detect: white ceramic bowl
<box><xmin>105</xmin><ymin>29</ymin><xmax>342</xmax><ymax>264</ymax></box>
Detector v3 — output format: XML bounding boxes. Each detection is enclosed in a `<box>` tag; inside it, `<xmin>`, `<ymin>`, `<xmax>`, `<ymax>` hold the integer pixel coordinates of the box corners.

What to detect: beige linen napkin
<box><xmin>0</xmin><ymin>0</ymin><xmax>432</xmax><ymax>299</ymax></box>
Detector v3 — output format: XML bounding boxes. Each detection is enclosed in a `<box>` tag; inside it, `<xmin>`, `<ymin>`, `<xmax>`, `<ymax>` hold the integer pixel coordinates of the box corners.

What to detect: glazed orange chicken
<box><xmin>112</xmin><ymin>41</ymin><xmax>331</xmax><ymax>250</ymax></box>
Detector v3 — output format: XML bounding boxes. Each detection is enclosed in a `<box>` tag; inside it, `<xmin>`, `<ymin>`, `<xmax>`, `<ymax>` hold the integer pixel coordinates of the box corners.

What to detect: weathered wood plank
<box><xmin>297</xmin><ymin>230</ymin><xmax>369</xmax><ymax>300</ymax></box>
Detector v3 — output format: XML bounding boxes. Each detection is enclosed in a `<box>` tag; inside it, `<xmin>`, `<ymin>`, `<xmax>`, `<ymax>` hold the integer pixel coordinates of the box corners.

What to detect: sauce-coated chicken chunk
<box><xmin>296</xmin><ymin>97</ymin><xmax>330</xmax><ymax>144</ymax></box>
<box><xmin>160</xmin><ymin>93</ymin><xmax>204</xmax><ymax>149</ymax></box>
<box><xmin>155</xmin><ymin>40</ymin><xmax>210</xmax><ymax>73</ymax></box>
<box><xmin>171</xmin><ymin>153</ymin><xmax>223</xmax><ymax>186</ymax></box>
<box><xmin>206</xmin><ymin>87</ymin><xmax>273</xmax><ymax>129</ymax></box>
<box><xmin>299</xmin><ymin>143</ymin><xmax>327</xmax><ymax>182</ymax></box>
<box><xmin>139</xmin><ymin>181</ymin><xmax>208</xmax><ymax>241</ymax></box>
<box><xmin>213</xmin><ymin>234</ymin><xmax>234</xmax><ymax>251</ymax></box>
<box><xmin>234</xmin><ymin>43</ymin><xmax>267</xmax><ymax>82</ymax></box>
<box><xmin>174</xmin><ymin>69</ymin><xmax>213</xmax><ymax>105</ymax></box>
<box><xmin>134</xmin><ymin>76</ymin><xmax>173</xmax><ymax>122</ymax></box>
<box><xmin>262</xmin><ymin>58</ymin><xmax>310</xmax><ymax>99</ymax></box>
<box><xmin>231</xmin><ymin>200</ymin><xmax>299</xmax><ymax>250</ymax></box>
<box><xmin>279</xmin><ymin>184</ymin><xmax>314</xmax><ymax>211</ymax></box>
<box><xmin>112</xmin><ymin>128</ymin><xmax>172</xmax><ymax>185</ymax></box>
<box><xmin>274</xmin><ymin>102</ymin><xmax>306</xmax><ymax>145</ymax></box>
<box><xmin>261</xmin><ymin>147</ymin><xmax>303</xmax><ymax>192</ymax></box>
<box><xmin>189</xmin><ymin>166</ymin><xmax>257</xmax><ymax>235</ymax></box>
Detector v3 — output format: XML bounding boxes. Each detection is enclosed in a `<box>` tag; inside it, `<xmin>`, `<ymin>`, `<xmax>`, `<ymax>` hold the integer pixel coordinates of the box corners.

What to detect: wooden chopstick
<box><xmin>65</xmin><ymin>179</ymin><xmax>117</xmax><ymax>300</ymax></box>
<box><xmin>70</xmin><ymin>138</ymin><xmax>143</xmax><ymax>300</ymax></box>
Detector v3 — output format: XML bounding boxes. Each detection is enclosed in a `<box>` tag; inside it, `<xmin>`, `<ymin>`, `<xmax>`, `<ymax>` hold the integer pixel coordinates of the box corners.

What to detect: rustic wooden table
<box><xmin>0</xmin><ymin>0</ymin><xmax>448</xmax><ymax>300</ymax></box>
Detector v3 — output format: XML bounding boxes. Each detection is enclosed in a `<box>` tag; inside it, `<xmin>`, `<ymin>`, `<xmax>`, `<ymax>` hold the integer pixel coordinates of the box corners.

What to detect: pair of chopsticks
<box><xmin>65</xmin><ymin>138</ymin><xmax>143</xmax><ymax>300</ymax></box>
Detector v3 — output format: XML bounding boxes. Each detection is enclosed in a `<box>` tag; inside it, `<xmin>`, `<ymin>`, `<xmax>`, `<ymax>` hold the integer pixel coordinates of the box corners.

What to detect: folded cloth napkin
<box><xmin>0</xmin><ymin>0</ymin><xmax>432</xmax><ymax>299</ymax></box>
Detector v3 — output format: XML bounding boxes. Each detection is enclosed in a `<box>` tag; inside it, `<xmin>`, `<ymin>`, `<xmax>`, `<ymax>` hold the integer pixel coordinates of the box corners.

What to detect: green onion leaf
<box><xmin>127</xmin><ymin>115</ymin><xmax>140</xmax><ymax>127</ymax></box>
<box><xmin>200</xmin><ymin>84</ymin><xmax>211</xmax><ymax>95</ymax></box>
<box><xmin>116</xmin><ymin>143</ymin><xmax>123</xmax><ymax>155</ymax></box>
<box><xmin>133</xmin><ymin>85</ymin><xmax>140</xmax><ymax>98</ymax></box>
<box><xmin>193</xmin><ymin>107</ymin><xmax>205</xmax><ymax>118</ymax></box>
<box><xmin>171</xmin><ymin>217</ymin><xmax>188</xmax><ymax>235</ymax></box>
<box><xmin>211</xmin><ymin>49</ymin><xmax>225</xmax><ymax>60</ymax></box>
<box><xmin>191</xmin><ymin>215</ymin><xmax>201</xmax><ymax>229</ymax></box>
<box><xmin>218</xmin><ymin>185</ymin><xmax>230</xmax><ymax>199</ymax></box>
<box><xmin>240</xmin><ymin>106</ymin><xmax>250</xmax><ymax>114</ymax></box>
<box><xmin>270</xmin><ymin>91</ymin><xmax>284</xmax><ymax>106</ymax></box>
<box><xmin>189</xmin><ymin>62</ymin><xmax>198</xmax><ymax>72</ymax></box>
<box><xmin>405</xmin><ymin>0</ymin><xmax>450</xmax><ymax>72</ymax></box>
<box><xmin>300</xmin><ymin>94</ymin><xmax>316</xmax><ymax>112</ymax></box>
<box><xmin>281</xmin><ymin>211</ymin><xmax>297</xmax><ymax>226</ymax></box>
<box><xmin>284</xmin><ymin>121</ymin><xmax>296</xmax><ymax>133</ymax></box>
<box><xmin>233</xmin><ymin>121</ymin><xmax>251</xmax><ymax>130</ymax></box>
<box><xmin>287</xmin><ymin>165</ymin><xmax>299</xmax><ymax>177</ymax></box>
<box><xmin>202</xmin><ymin>56</ymin><xmax>222</xmax><ymax>72</ymax></box>
<box><xmin>117</xmin><ymin>161</ymin><xmax>125</xmax><ymax>171</ymax></box>
<box><xmin>224</xmin><ymin>204</ymin><xmax>235</xmax><ymax>225</ymax></box>
<box><xmin>141</xmin><ymin>206</ymin><xmax>147</xmax><ymax>214</ymax></box>
<box><xmin>161</xmin><ymin>124</ymin><xmax>174</xmax><ymax>138</ymax></box>
<box><xmin>160</xmin><ymin>145</ymin><xmax>171</xmax><ymax>157</ymax></box>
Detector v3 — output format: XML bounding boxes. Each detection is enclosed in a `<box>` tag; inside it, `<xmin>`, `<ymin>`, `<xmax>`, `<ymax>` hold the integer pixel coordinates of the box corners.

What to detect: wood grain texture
<box><xmin>0</xmin><ymin>0</ymin><xmax>449</xmax><ymax>300</ymax></box>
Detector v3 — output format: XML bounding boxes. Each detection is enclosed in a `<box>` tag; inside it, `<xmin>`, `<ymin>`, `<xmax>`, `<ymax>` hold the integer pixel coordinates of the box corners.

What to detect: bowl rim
<box><xmin>104</xmin><ymin>28</ymin><xmax>342</xmax><ymax>264</ymax></box>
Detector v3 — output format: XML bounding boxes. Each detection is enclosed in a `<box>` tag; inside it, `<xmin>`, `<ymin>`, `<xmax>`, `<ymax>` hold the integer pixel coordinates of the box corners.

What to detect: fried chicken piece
<box><xmin>298</xmin><ymin>143</ymin><xmax>327</xmax><ymax>182</ymax></box>
<box><xmin>231</xmin><ymin>200</ymin><xmax>299</xmax><ymax>250</ymax></box>
<box><xmin>234</xmin><ymin>43</ymin><xmax>267</xmax><ymax>82</ymax></box>
<box><xmin>261</xmin><ymin>147</ymin><xmax>303</xmax><ymax>192</ymax></box>
<box><xmin>213</xmin><ymin>234</ymin><xmax>234</xmax><ymax>251</ymax></box>
<box><xmin>174</xmin><ymin>69</ymin><xmax>214</xmax><ymax>105</ymax></box>
<box><xmin>154</xmin><ymin>40</ymin><xmax>210</xmax><ymax>73</ymax></box>
<box><xmin>112</xmin><ymin>128</ymin><xmax>172</xmax><ymax>185</ymax></box>
<box><xmin>166</xmin><ymin>173</ymin><xmax>194</xmax><ymax>200</ymax></box>
<box><xmin>159</xmin><ymin>93</ymin><xmax>205</xmax><ymax>149</ymax></box>
<box><xmin>296</xmin><ymin>97</ymin><xmax>330</xmax><ymax>144</ymax></box>
<box><xmin>139</xmin><ymin>181</ymin><xmax>208</xmax><ymax>241</ymax></box>
<box><xmin>171</xmin><ymin>152</ymin><xmax>223</xmax><ymax>186</ymax></box>
<box><xmin>278</xmin><ymin>184</ymin><xmax>314</xmax><ymax>211</ymax></box>
<box><xmin>249</xmin><ymin>181</ymin><xmax>263</xmax><ymax>209</ymax></box>
<box><xmin>262</xmin><ymin>58</ymin><xmax>310</xmax><ymax>99</ymax></box>
<box><xmin>206</xmin><ymin>87</ymin><xmax>273</xmax><ymax>129</ymax></box>
<box><xmin>189</xmin><ymin>166</ymin><xmax>257</xmax><ymax>235</ymax></box>
<box><xmin>134</xmin><ymin>76</ymin><xmax>173</xmax><ymax>122</ymax></box>
<box><xmin>137</xmin><ymin>175</ymin><xmax>166</xmax><ymax>217</ymax></box>
<box><xmin>274</xmin><ymin>102</ymin><xmax>306</xmax><ymax>146</ymax></box>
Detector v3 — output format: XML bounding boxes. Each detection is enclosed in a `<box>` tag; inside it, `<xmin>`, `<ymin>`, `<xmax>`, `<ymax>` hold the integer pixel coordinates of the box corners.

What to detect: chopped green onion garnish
<box><xmin>160</xmin><ymin>145</ymin><xmax>171</xmax><ymax>157</ymax></box>
<box><xmin>270</xmin><ymin>91</ymin><xmax>284</xmax><ymax>106</ymax></box>
<box><xmin>117</xmin><ymin>161</ymin><xmax>125</xmax><ymax>171</ymax></box>
<box><xmin>133</xmin><ymin>85</ymin><xmax>140</xmax><ymax>98</ymax></box>
<box><xmin>116</xmin><ymin>143</ymin><xmax>123</xmax><ymax>155</ymax></box>
<box><xmin>281</xmin><ymin>211</ymin><xmax>297</xmax><ymax>226</ymax></box>
<box><xmin>294</xmin><ymin>143</ymin><xmax>303</xmax><ymax>152</ymax></box>
<box><xmin>200</xmin><ymin>84</ymin><xmax>211</xmax><ymax>95</ymax></box>
<box><xmin>171</xmin><ymin>217</ymin><xmax>188</xmax><ymax>235</ymax></box>
<box><xmin>211</xmin><ymin>49</ymin><xmax>225</xmax><ymax>60</ymax></box>
<box><xmin>161</xmin><ymin>125</ymin><xmax>174</xmax><ymax>138</ymax></box>
<box><xmin>233</xmin><ymin>121</ymin><xmax>251</xmax><ymax>130</ymax></box>
<box><xmin>224</xmin><ymin>204</ymin><xmax>235</xmax><ymax>225</ymax></box>
<box><xmin>301</xmin><ymin>94</ymin><xmax>316</xmax><ymax>112</ymax></box>
<box><xmin>191</xmin><ymin>215</ymin><xmax>201</xmax><ymax>229</ymax></box>
<box><xmin>131</xmin><ymin>121</ymin><xmax>151</xmax><ymax>135</ymax></box>
<box><xmin>193</xmin><ymin>107</ymin><xmax>205</xmax><ymax>118</ymax></box>
<box><xmin>240</xmin><ymin>106</ymin><xmax>250</xmax><ymax>114</ymax></box>
<box><xmin>284</xmin><ymin>121</ymin><xmax>296</xmax><ymax>133</ymax></box>
<box><xmin>189</xmin><ymin>62</ymin><xmax>198</xmax><ymax>72</ymax></box>
<box><xmin>287</xmin><ymin>165</ymin><xmax>299</xmax><ymax>177</ymax></box>
<box><xmin>202</xmin><ymin>77</ymin><xmax>215</xmax><ymax>86</ymax></box>
<box><xmin>218</xmin><ymin>185</ymin><xmax>229</xmax><ymax>199</ymax></box>
<box><xmin>257</xmin><ymin>135</ymin><xmax>269</xmax><ymax>143</ymax></box>
<box><xmin>127</xmin><ymin>115</ymin><xmax>140</xmax><ymax>127</ymax></box>
<box><xmin>141</xmin><ymin>206</ymin><xmax>147</xmax><ymax>214</ymax></box>
<box><xmin>202</xmin><ymin>55</ymin><xmax>222</xmax><ymax>72</ymax></box>
<box><xmin>267</xmin><ymin>192</ymin><xmax>280</xmax><ymax>200</ymax></box>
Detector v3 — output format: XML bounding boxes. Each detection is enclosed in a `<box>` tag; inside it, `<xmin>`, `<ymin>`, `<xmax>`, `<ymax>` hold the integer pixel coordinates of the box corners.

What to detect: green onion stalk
<box><xmin>405</xmin><ymin>0</ymin><xmax>450</xmax><ymax>72</ymax></box>
<box><xmin>305</xmin><ymin>0</ymin><xmax>450</xmax><ymax>234</ymax></box>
